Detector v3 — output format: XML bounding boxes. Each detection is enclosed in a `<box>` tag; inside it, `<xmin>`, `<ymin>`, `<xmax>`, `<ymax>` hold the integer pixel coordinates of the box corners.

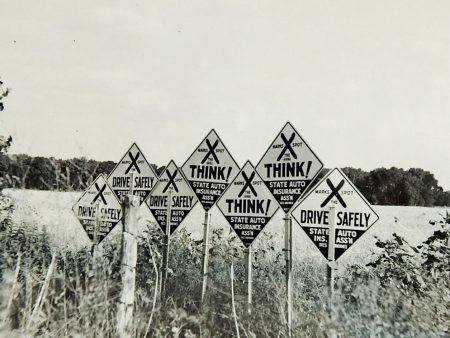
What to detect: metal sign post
<box><xmin>284</xmin><ymin>211</ymin><xmax>292</xmax><ymax>337</ymax></box>
<box><xmin>91</xmin><ymin>201</ymin><xmax>100</xmax><ymax>258</ymax></box>
<box><xmin>327</xmin><ymin>206</ymin><xmax>337</xmax><ymax>338</ymax></box>
<box><xmin>245</xmin><ymin>247</ymin><xmax>253</xmax><ymax>315</ymax></box>
<box><xmin>161</xmin><ymin>190</ymin><xmax>172</xmax><ymax>301</ymax></box>
<box><xmin>201</xmin><ymin>210</ymin><xmax>211</xmax><ymax>303</ymax></box>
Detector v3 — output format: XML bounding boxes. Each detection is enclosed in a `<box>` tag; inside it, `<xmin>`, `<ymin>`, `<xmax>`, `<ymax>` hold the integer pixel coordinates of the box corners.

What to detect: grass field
<box><xmin>3</xmin><ymin>188</ymin><xmax>447</xmax><ymax>264</ymax></box>
<box><xmin>1</xmin><ymin>189</ymin><xmax>449</xmax><ymax>337</ymax></box>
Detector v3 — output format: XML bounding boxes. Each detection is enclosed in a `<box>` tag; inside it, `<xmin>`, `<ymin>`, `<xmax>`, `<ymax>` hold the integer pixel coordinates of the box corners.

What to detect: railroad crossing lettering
<box><xmin>146</xmin><ymin>160</ymin><xmax>198</xmax><ymax>235</ymax></box>
<box><xmin>72</xmin><ymin>174</ymin><xmax>122</xmax><ymax>244</ymax></box>
<box><xmin>256</xmin><ymin>122</ymin><xmax>323</xmax><ymax>212</ymax></box>
<box><xmin>292</xmin><ymin>168</ymin><xmax>379</xmax><ymax>260</ymax></box>
<box><xmin>107</xmin><ymin>143</ymin><xmax>158</xmax><ymax>205</ymax></box>
<box><xmin>217</xmin><ymin>161</ymin><xmax>279</xmax><ymax>247</ymax></box>
<box><xmin>182</xmin><ymin>129</ymin><xmax>239</xmax><ymax>211</ymax></box>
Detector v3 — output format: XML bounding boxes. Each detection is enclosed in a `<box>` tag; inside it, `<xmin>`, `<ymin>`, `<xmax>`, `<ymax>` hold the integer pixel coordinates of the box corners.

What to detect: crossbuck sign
<box><xmin>292</xmin><ymin>168</ymin><xmax>379</xmax><ymax>260</ymax></box>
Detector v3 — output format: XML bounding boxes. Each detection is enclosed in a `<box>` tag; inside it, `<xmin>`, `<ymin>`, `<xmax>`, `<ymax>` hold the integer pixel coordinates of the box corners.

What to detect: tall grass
<box><xmin>0</xmin><ymin>192</ymin><xmax>449</xmax><ymax>337</ymax></box>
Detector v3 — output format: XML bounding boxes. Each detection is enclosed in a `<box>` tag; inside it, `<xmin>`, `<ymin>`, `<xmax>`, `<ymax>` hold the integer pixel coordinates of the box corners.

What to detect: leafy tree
<box><xmin>0</xmin><ymin>78</ymin><xmax>12</xmax><ymax>154</ymax></box>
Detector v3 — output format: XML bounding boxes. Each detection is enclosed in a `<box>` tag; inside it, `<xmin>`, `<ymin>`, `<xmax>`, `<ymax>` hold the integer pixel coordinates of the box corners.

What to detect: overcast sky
<box><xmin>1</xmin><ymin>0</ymin><xmax>450</xmax><ymax>189</ymax></box>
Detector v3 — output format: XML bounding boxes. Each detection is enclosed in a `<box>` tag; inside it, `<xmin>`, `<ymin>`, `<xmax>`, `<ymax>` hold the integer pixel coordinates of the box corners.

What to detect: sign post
<box><xmin>256</xmin><ymin>122</ymin><xmax>323</xmax><ymax>335</ymax></box>
<box><xmin>245</xmin><ymin>247</ymin><xmax>252</xmax><ymax>315</ymax></box>
<box><xmin>182</xmin><ymin>129</ymin><xmax>239</xmax><ymax>302</ymax></box>
<box><xmin>292</xmin><ymin>168</ymin><xmax>380</xmax><ymax>336</ymax></box>
<box><xmin>161</xmin><ymin>190</ymin><xmax>172</xmax><ymax>301</ymax></box>
<box><xmin>91</xmin><ymin>201</ymin><xmax>100</xmax><ymax>258</ymax></box>
<box><xmin>217</xmin><ymin>161</ymin><xmax>279</xmax><ymax>312</ymax></box>
<box><xmin>284</xmin><ymin>211</ymin><xmax>292</xmax><ymax>334</ymax></box>
<box><xmin>201</xmin><ymin>210</ymin><xmax>211</xmax><ymax>302</ymax></box>
<box><xmin>146</xmin><ymin>161</ymin><xmax>198</xmax><ymax>301</ymax></box>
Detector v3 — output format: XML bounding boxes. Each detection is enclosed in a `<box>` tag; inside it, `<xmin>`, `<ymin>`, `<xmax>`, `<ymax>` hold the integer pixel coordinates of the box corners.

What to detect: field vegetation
<box><xmin>0</xmin><ymin>188</ymin><xmax>449</xmax><ymax>337</ymax></box>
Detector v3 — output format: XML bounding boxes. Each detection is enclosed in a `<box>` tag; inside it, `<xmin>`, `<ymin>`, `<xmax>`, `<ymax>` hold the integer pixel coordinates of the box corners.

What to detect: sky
<box><xmin>1</xmin><ymin>0</ymin><xmax>450</xmax><ymax>189</ymax></box>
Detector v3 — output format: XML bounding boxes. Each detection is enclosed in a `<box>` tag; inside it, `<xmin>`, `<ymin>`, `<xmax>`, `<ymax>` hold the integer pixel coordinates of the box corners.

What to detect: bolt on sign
<box><xmin>182</xmin><ymin>129</ymin><xmax>240</xmax><ymax>211</ymax></box>
<box><xmin>216</xmin><ymin>161</ymin><xmax>279</xmax><ymax>247</ymax></box>
<box><xmin>107</xmin><ymin>143</ymin><xmax>158</xmax><ymax>205</ymax></box>
<box><xmin>256</xmin><ymin>122</ymin><xmax>323</xmax><ymax>213</ymax></box>
<box><xmin>291</xmin><ymin>168</ymin><xmax>379</xmax><ymax>260</ymax></box>
<box><xmin>72</xmin><ymin>174</ymin><xmax>122</xmax><ymax>244</ymax></box>
<box><xmin>146</xmin><ymin>160</ymin><xmax>198</xmax><ymax>235</ymax></box>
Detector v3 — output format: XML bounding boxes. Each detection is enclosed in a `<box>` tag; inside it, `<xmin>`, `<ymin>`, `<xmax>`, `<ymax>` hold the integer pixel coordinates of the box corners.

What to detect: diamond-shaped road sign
<box><xmin>256</xmin><ymin>122</ymin><xmax>323</xmax><ymax>213</ymax></box>
<box><xmin>182</xmin><ymin>129</ymin><xmax>240</xmax><ymax>211</ymax></box>
<box><xmin>292</xmin><ymin>168</ymin><xmax>379</xmax><ymax>260</ymax></box>
<box><xmin>107</xmin><ymin>143</ymin><xmax>158</xmax><ymax>205</ymax></box>
<box><xmin>217</xmin><ymin>161</ymin><xmax>279</xmax><ymax>247</ymax></box>
<box><xmin>146</xmin><ymin>160</ymin><xmax>198</xmax><ymax>235</ymax></box>
<box><xmin>72</xmin><ymin>174</ymin><xmax>122</xmax><ymax>244</ymax></box>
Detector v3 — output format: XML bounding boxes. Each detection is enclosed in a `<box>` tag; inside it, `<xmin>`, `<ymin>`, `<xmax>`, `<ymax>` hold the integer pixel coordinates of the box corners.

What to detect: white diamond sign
<box><xmin>256</xmin><ymin>122</ymin><xmax>323</xmax><ymax>213</ymax></box>
<box><xmin>146</xmin><ymin>160</ymin><xmax>198</xmax><ymax>235</ymax></box>
<box><xmin>217</xmin><ymin>161</ymin><xmax>279</xmax><ymax>247</ymax></box>
<box><xmin>182</xmin><ymin>129</ymin><xmax>240</xmax><ymax>211</ymax></box>
<box><xmin>107</xmin><ymin>143</ymin><xmax>158</xmax><ymax>205</ymax></box>
<box><xmin>72</xmin><ymin>174</ymin><xmax>122</xmax><ymax>244</ymax></box>
<box><xmin>292</xmin><ymin>168</ymin><xmax>379</xmax><ymax>260</ymax></box>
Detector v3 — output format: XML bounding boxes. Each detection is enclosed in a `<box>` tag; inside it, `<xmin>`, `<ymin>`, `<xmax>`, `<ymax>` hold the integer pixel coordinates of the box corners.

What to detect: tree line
<box><xmin>0</xmin><ymin>153</ymin><xmax>449</xmax><ymax>207</ymax></box>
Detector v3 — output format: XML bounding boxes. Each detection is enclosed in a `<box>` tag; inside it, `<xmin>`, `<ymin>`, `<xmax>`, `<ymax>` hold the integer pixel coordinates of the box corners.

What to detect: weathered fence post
<box><xmin>116</xmin><ymin>193</ymin><xmax>139</xmax><ymax>338</ymax></box>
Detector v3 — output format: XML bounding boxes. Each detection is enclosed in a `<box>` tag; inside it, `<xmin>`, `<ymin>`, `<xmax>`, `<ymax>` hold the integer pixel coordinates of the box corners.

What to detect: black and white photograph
<box><xmin>1</xmin><ymin>1</ymin><xmax>449</xmax><ymax>337</ymax></box>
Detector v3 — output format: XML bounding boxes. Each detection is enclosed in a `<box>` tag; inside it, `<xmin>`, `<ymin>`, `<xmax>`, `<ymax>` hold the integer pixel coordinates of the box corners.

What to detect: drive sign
<box><xmin>256</xmin><ymin>122</ymin><xmax>323</xmax><ymax>213</ymax></box>
<box><xmin>292</xmin><ymin>168</ymin><xmax>379</xmax><ymax>260</ymax></box>
<box><xmin>146</xmin><ymin>161</ymin><xmax>198</xmax><ymax>235</ymax></box>
<box><xmin>217</xmin><ymin>161</ymin><xmax>279</xmax><ymax>247</ymax></box>
<box><xmin>107</xmin><ymin>143</ymin><xmax>158</xmax><ymax>205</ymax></box>
<box><xmin>72</xmin><ymin>174</ymin><xmax>122</xmax><ymax>244</ymax></box>
<box><xmin>182</xmin><ymin>129</ymin><xmax>239</xmax><ymax>211</ymax></box>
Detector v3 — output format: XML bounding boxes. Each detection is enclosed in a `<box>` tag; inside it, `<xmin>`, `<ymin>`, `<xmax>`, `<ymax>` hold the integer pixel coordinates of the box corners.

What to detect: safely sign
<box><xmin>292</xmin><ymin>168</ymin><xmax>379</xmax><ymax>260</ymax></box>
<box><xmin>217</xmin><ymin>161</ymin><xmax>279</xmax><ymax>247</ymax></box>
<box><xmin>72</xmin><ymin>174</ymin><xmax>122</xmax><ymax>244</ymax></box>
<box><xmin>182</xmin><ymin>129</ymin><xmax>240</xmax><ymax>211</ymax></box>
<box><xmin>256</xmin><ymin>122</ymin><xmax>323</xmax><ymax>213</ymax></box>
<box><xmin>107</xmin><ymin>143</ymin><xmax>158</xmax><ymax>205</ymax></box>
<box><xmin>146</xmin><ymin>160</ymin><xmax>198</xmax><ymax>235</ymax></box>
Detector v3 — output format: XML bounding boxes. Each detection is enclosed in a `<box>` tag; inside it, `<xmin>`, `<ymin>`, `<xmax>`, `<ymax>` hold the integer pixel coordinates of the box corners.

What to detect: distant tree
<box><xmin>0</xmin><ymin>78</ymin><xmax>12</xmax><ymax>154</ymax></box>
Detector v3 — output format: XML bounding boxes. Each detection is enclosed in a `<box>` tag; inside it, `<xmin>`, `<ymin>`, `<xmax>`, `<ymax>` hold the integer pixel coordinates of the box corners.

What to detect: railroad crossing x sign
<box><xmin>256</xmin><ymin>122</ymin><xmax>323</xmax><ymax>213</ymax></box>
<box><xmin>72</xmin><ymin>174</ymin><xmax>122</xmax><ymax>244</ymax></box>
<box><xmin>292</xmin><ymin>168</ymin><xmax>379</xmax><ymax>260</ymax></box>
<box><xmin>217</xmin><ymin>161</ymin><xmax>279</xmax><ymax>247</ymax></box>
<box><xmin>107</xmin><ymin>143</ymin><xmax>158</xmax><ymax>205</ymax></box>
<box><xmin>182</xmin><ymin>129</ymin><xmax>240</xmax><ymax>211</ymax></box>
<box><xmin>146</xmin><ymin>160</ymin><xmax>198</xmax><ymax>235</ymax></box>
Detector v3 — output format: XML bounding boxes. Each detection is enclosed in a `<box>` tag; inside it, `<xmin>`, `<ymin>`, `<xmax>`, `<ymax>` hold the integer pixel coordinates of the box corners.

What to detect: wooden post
<box><xmin>284</xmin><ymin>211</ymin><xmax>292</xmax><ymax>337</ymax></box>
<box><xmin>201</xmin><ymin>210</ymin><xmax>211</xmax><ymax>303</ymax></box>
<box><xmin>116</xmin><ymin>171</ymin><xmax>139</xmax><ymax>338</ymax></box>
<box><xmin>327</xmin><ymin>206</ymin><xmax>337</xmax><ymax>338</ymax></box>
<box><xmin>245</xmin><ymin>247</ymin><xmax>252</xmax><ymax>315</ymax></box>
<box><xmin>161</xmin><ymin>190</ymin><xmax>172</xmax><ymax>301</ymax></box>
